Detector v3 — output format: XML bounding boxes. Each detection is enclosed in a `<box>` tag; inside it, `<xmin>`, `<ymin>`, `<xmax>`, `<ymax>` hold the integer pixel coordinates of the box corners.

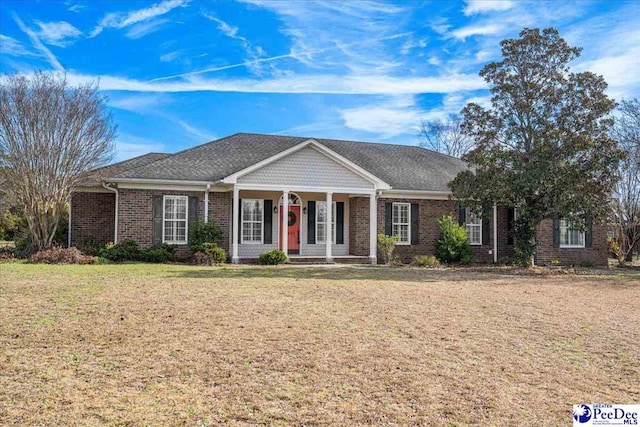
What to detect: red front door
<box><xmin>279</xmin><ymin>206</ymin><xmax>300</xmax><ymax>254</ymax></box>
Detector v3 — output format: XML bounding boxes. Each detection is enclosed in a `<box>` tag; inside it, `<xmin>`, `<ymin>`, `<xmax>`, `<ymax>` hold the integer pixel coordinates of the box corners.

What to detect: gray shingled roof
<box><xmin>113</xmin><ymin>133</ymin><xmax>468</xmax><ymax>191</ymax></box>
<box><xmin>83</xmin><ymin>152</ymin><xmax>170</xmax><ymax>186</ymax></box>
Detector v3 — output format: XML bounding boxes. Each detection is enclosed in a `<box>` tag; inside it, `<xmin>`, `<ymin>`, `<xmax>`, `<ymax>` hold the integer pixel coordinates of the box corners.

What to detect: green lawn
<box><xmin>1</xmin><ymin>263</ymin><xmax>638</xmax><ymax>425</ymax></box>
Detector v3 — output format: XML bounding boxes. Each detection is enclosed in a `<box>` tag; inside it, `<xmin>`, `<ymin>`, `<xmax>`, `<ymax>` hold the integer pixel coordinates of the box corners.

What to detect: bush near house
<box><xmin>29</xmin><ymin>247</ymin><xmax>97</xmax><ymax>264</ymax></box>
<box><xmin>100</xmin><ymin>239</ymin><xmax>140</xmax><ymax>262</ymax></box>
<box><xmin>377</xmin><ymin>233</ymin><xmax>399</xmax><ymax>265</ymax></box>
<box><xmin>412</xmin><ymin>255</ymin><xmax>441</xmax><ymax>268</ymax></box>
<box><xmin>191</xmin><ymin>242</ymin><xmax>227</xmax><ymax>265</ymax></box>
<box><xmin>435</xmin><ymin>215</ymin><xmax>473</xmax><ymax>264</ymax></box>
<box><xmin>188</xmin><ymin>220</ymin><xmax>222</xmax><ymax>251</ymax></box>
<box><xmin>139</xmin><ymin>244</ymin><xmax>176</xmax><ymax>263</ymax></box>
<box><xmin>258</xmin><ymin>249</ymin><xmax>287</xmax><ymax>265</ymax></box>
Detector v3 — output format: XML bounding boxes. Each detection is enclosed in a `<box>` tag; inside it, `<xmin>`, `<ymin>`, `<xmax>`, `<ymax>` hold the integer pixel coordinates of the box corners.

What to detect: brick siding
<box><xmin>71</xmin><ymin>192</ymin><xmax>115</xmax><ymax>247</ymax></box>
<box><xmin>535</xmin><ymin>219</ymin><xmax>608</xmax><ymax>266</ymax></box>
<box><xmin>71</xmin><ymin>189</ymin><xmax>607</xmax><ymax>266</ymax></box>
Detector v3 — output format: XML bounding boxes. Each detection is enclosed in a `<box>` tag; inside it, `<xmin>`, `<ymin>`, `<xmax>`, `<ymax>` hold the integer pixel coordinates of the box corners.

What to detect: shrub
<box><xmin>435</xmin><ymin>215</ymin><xmax>473</xmax><ymax>264</ymax></box>
<box><xmin>79</xmin><ymin>237</ymin><xmax>103</xmax><ymax>256</ymax></box>
<box><xmin>100</xmin><ymin>239</ymin><xmax>139</xmax><ymax>262</ymax></box>
<box><xmin>190</xmin><ymin>242</ymin><xmax>226</xmax><ymax>264</ymax></box>
<box><xmin>377</xmin><ymin>233</ymin><xmax>399</xmax><ymax>265</ymax></box>
<box><xmin>0</xmin><ymin>246</ymin><xmax>16</xmax><ymax>261</ymax></box>
<box><xmin>258</xmin><ymin>249</ymin><xmax>287</xmax><ymax>265</ymax></box>
<box><xmin>29</xmin><ymin>247</ymin><xmax>97</xmax><ymax>264</ymax></box>
<box><xmin>0</xmin><ymin>209</ymin><xmax>27</xmax><ymax>241</ymax></box>
<box><xmin>412</xmin><ymin>255</ymin><xmax>440</xmax><ymax>268</ymax></box>
<box><xmin>189</xmin><ymin>220</ymin><xmax>222</xmax><ymax>252</ymax></box>
<box><xmin>14</xmin><ymin>230</ymin><xmax>34</xmax><ymax>259</ymax></box>
<box><xmin>139</xmin><ymin>244</ymin><xmax>175</xmax><ymax>263</ymax></box>
<box><xmin>579</xmin><ymin>260</ymin><xmax>596</xmax><ymax>268</ymax></box>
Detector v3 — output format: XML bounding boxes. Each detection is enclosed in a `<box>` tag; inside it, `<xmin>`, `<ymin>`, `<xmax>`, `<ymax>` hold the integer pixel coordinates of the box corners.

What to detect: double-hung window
<box><xmin>559</xmin><ymin>219</ymin><xmax>585</xmax><ymax>248</ymax></box>
<box><xmin>466</xmin><ymin>209</ymin><xmax>482</xmax><ymax>245</ymax></box>
<box><xmin>316</xmin><ymin>201</ymin><xmax>336</xmax><ymax>244</ymax></box>
<box><xmin>163</xmin><ymin>196</ymin><xmax>188</xmax><ymax>244</ymax></box>
<box><xmin>242</xmin><ymin>199</ymin><xmax>263</xmax><ymax>244</ymax></box>
<box><xmin>392</xmin><ymin>203</ymin><xmax>411</xmax><ymax>245</ymax></box>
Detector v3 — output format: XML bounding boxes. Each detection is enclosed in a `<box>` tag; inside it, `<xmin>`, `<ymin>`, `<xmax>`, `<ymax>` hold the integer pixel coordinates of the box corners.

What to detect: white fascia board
<box><xmin>234</xmin><ymin>183</ymin><xmax>376</xmax><ymax>195</ymax></box>
<box><xmin>222</xmin><ymin>139</ymin><xmax>391</xmax><ymax>189</ymax></box>
<box><xmin>379</xmin><ymin>189</ymin><xmax>453</xmax><ymax>200</ymax></box>
<box><xmin>107</xmin><ymin>177</ymin><xmax>215</xmax><ymax>186</ymax></box>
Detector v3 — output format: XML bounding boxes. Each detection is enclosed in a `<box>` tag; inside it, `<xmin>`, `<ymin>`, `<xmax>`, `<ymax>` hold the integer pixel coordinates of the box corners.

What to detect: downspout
<box><xmin>493</xmin><ymin>203</ymin><xmax>498</xmax><ymax>263</ymax></box>
<box><xmin>204</xmin><ymin>183</ymin><xmax>210</xmax><ymax>223</ymax></box>
<box><xmin>101</xmin><ymin>182</ymin><xmax>119</xmax><ymax>243</ymax></box>
<box><xmin>68</xmin><ymin>195</ymin><xmax>72</xmax><ymax>247</ymax></box>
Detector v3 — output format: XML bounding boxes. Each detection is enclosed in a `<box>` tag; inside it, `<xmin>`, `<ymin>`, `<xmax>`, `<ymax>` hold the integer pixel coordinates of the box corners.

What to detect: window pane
<box><xmin>317</xmin><ymin>202</ymin><xmax>326</xmax><ymax>223</ymax></box>
<box><xmin>165</xmin><ymin>222</ymin><xmax>174</xmax><ymax>241</ymax></box>
<box><xmin>317</xmin><ymin>223</ymin><xmax>326</xmax><ymax>242</ymax></box>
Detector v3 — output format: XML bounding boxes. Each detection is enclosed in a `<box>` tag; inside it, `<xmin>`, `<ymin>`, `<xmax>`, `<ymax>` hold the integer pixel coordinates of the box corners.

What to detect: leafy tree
<box><xmin>420</xmin><ymin>115</ymin><xmax>474</xmax><ymax>158</ymax></box>
<box><xmin>0</xmin><ymin>72</ymin><xmax>115</xmax><ymax>251</ymax></box>
<box><xmin>450</xmin><ymin>28</ymin><xmax>624</xmax><ymax>266</ymax></box>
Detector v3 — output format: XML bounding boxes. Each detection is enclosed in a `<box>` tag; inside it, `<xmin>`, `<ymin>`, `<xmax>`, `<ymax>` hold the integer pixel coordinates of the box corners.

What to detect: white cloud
<box><xmin>341</xmin><ymin>96</ymin><xmax>422</xmax><ymax>138</ymax></box>
<box><xmin>108</xmin><ymin>94</ymin><xmax>170</xmax><ymax>112</ymax></box>
<box><xmin>126</xmin><ymin>18</ymin><xmax>169</xmax><ymax>39</ymax></box>
<box><xmin>35</xmin><ymin>21</ymin><xmax>82</xmax><ymax>47</ymax></box>
<box><xmin>449</xmin><ymin>24</ymin><xmax>504</xmax><ymax>41</ymax></box>
<box><xmin>0</xmin><ymin>34</ymin><xmax>37</xmax><ymax>57</ymax></box>
<box><xmin>12</xmin><ymin>15</ymin><xmax>63</xmax><ymax>71</ymax></box>
<box><xmin>160</xmin><ymin>50</ymin><xmax>183</xmax><ymax>62</ymax></box>
<box><xmin>173</xmin><ymin>119</ymin><xmax>216</xmax><ymax>142</ymax></box>
<box><xmin>463</xmin><ymin>0</ymin><xmax>514</xmax><ymax>16</ymax></box>
<box><xmin>89</xmin><ymin>0</ymin><xmax>190</xmax><ymax>37</ymax></box>
<box><xmin>64</xmin><ymin>71</ymin><xmax>485</xmax><ymax>95</ymax></box>
<box><xmin>114</xmin><ymin>140</ymin><xmax>166</xmax><ymax>162</ymax></box>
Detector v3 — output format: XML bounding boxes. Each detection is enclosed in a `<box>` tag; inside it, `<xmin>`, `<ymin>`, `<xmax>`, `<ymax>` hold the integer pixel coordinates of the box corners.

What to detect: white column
<box><xmin>326</xmin><ymin>191</ymin><xmax>333</xmax><ymax>262</ymax></box>
<box><xmin>232</xmin><ymin>187</ymin><xmax>239</xmax><ymax>263</ymax></box>
<box><xmin>282</xmin><ymin>190</ymin><xmax>289</xmax><ymax>258</ymax></box>
<box><xmin>369</xmin><ymin>193</ymin><xmax>377</xmax><ymax>264</ymax></box>
<box><xmin>204</xmin><ymin>184</ymin><xmax>210</xmax><ymax>223</ymax></box>
<box><xmin>493</xmin><ymin>203</ymin><xmax>498</xmax><ymax>264</ymax></box>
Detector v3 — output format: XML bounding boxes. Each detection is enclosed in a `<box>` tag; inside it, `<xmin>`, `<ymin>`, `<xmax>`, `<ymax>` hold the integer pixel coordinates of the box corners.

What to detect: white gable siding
<box><xmin>237</xmin><ymin>146</ymin><xmax>374</xmax><ymax>189</ymax></box>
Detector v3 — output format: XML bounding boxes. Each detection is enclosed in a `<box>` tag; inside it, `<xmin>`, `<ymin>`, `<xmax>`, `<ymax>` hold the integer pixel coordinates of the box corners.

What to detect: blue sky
<box><xmin>1</xmin><ymin>0</ymin><xmax>639</xmax><ymax>161</ymax></box>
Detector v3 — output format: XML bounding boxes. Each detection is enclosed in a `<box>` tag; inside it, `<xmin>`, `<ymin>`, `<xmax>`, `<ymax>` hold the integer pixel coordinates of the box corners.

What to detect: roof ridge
<box><xmin>235</xmin><ymin>131</ymin><xmax>464</xmax><ymax>161</ymax></box>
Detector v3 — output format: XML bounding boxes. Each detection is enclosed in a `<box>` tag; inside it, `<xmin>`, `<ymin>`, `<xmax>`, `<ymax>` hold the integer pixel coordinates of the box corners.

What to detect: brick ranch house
<box><xmin>70</xmin><ymin>133</ymin><xmax>608</xmax><ymax>265</ymax></box>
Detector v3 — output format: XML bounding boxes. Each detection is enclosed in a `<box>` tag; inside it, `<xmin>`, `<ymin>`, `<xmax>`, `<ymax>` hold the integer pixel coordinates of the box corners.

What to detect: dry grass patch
<box><xmin>1</xmin><ymin>264</ymin><xmax>638</xmax><ymax>425</ymax></box>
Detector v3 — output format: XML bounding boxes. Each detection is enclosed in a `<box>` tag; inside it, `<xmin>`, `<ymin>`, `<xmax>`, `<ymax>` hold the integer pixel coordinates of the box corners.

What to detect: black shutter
<box><xmin>458</xmin><ymin>206</ymin><xmax>466</xmax><ymax>226</ymax></box>
<box><xmin>384</xmin><ymin>203</ymin><xmax>392</xmax><ymax>236</ymax></box>
<box><xmin>152</xmin><ymin>196</ymin><xmax>163</xmax><ymax>244</ymax></box>
<box><xmin>307</xmin><ymin>201</ymin><xmax>316</xmax><ymax>244</ymax></box>
<box><xmin>411</xmin><ymin>203</ymin><xmax>419</xmax><ymax>245</ymax></box>
<box><xmin>263</xmin><ymin>200</ymin><xmax>273</xmax><ymax>244</ymax></box>
<box><xmin>585</xmin><ymin>217</ymin><xmax>593</xmax><ymax>248</ymax></box>
<box><xmin>507</xmin><ymin>207</ymin><xmax>515</xmax><ymax>245</ymax></box>
<box><xmin>336</xmin><ymin>202</ymin><xmax>344</xmax><ymax>244</ymax></box>
<box><xmin>552</xmin><ymin>216</ymin><xmax>560</xmax><ymax>247</ymax></box>
<box><xmin>238</xmin><ymin>198</ymin><xmax>242</xmax><ymax>243</ymax></box>
<box><xmin>188</xmin><ymin>196</ymin><xmax>199</xmax><ymax>244</ymax></box>
<box><xmin>482</xmin><ymin>214</ymin><xmax>489</xmax><ymax>246</ymax></box>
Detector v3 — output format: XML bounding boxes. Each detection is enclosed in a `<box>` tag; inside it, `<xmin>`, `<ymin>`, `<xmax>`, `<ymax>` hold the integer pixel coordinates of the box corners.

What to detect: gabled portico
<box><xmin>224</xmin><ymin>139</ymin><xmax>389</xmax><ymax>264</ymax></box>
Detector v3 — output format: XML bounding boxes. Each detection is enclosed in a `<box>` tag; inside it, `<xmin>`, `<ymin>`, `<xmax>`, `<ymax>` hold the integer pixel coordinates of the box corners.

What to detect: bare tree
<box><xmin>0</xmin><ymin>72</ymin><xmax>116</xmax><ymax>251</ymax></box>
<box><xmin>419</xmin><ymin>115</ymin><xmax>474</xmax><ymax>158</ymax></box>
<box><xmin>610</xmin><ymin>98</ymin><xmax>640</xmax><ymax>265</ymax></box>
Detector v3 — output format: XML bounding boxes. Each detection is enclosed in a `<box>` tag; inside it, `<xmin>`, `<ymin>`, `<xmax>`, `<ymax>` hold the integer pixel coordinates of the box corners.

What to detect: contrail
<box><xmin>149</xmin><ymin>31</ymin><xmax>412</xmax><ymax>82</ymax></box>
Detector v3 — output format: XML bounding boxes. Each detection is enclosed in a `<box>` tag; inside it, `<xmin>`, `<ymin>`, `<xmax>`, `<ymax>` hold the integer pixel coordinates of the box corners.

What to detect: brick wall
<box><xmin>208</xmin><ymin>192</ymin><xmax>231</xmax><ymax>253</ymax></box>
<box><xmin>71</xmin><ymin>192</ymin><xmax>115</xmax><ymax>247</ymax></box>
<box><xmin>349</xmin><ymin>197</ymin><xmax>370</xmax><ymax>256</ymax></box>
<box><xmin>534</xmin><ymin>219</ymin><xmax>608</xmax><ymax>266</ymax></box>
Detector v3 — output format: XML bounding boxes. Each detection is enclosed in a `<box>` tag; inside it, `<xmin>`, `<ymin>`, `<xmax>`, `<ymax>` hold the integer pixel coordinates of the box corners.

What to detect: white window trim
<box><xmin>162</xmin><ymin>195</ymin><xmax>188</xmax><ymax>245</ymax></box>
<box><xmin>241</xmin><ymin>199</ymin><xmax>264</xmax><ymax>245</ymax></box>
<box><xmin>559</xmin><ymin>219</ymin><xmax>586</xmax><ymax>248</ymax></box>
<box><xmin>392</xmin><ymin>202</ymin><xmax>411</xmax><ymax>245</ymax></box>
<box><xmin>316</xmin><ymin>201</ymin><xmax>336</xmax><ymax>244</ymax></box>
<box><xmin>466</xmin><ymin>208</ymin><xmax>482</xmax><ymax>246</ymax></box>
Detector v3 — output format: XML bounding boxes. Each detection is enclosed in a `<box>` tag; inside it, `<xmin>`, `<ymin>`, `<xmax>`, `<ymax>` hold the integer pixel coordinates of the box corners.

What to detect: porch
<box><xmin>230</xmin><ymin>188</ymin><xmax>377</xmax><ymax>264</ymax></box>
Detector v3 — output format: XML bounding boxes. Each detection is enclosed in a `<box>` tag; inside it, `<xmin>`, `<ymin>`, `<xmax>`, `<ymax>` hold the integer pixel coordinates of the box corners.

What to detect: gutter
<box><xmin>101</xmin><ymin>181</ymin><xmax>119</xmax><ymax>243</ymax></box>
